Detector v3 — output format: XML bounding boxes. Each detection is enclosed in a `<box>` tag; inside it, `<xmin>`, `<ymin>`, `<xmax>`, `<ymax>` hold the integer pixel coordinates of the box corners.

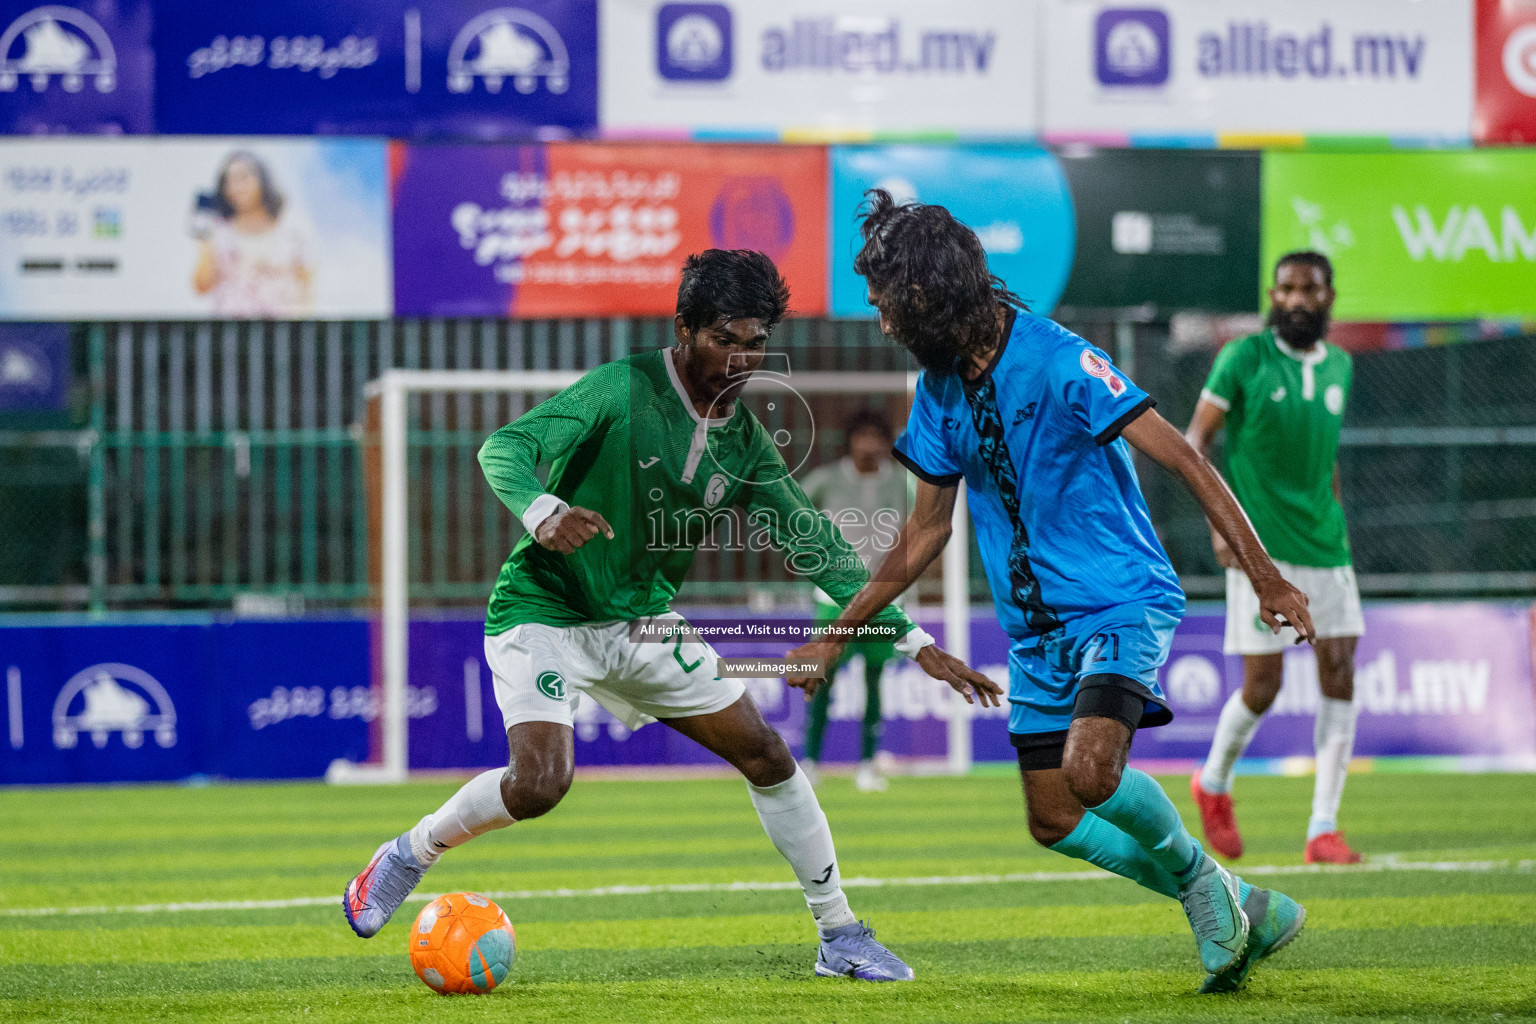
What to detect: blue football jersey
<box><xmin>893</xmin><ymin>312</ymin><xmax>1184</xmax><ymax>642</ymax></box>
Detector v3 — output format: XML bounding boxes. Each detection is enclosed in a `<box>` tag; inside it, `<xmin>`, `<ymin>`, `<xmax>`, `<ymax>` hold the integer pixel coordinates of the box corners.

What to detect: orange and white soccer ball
<box><xmin>408</xmin><ymin>892</ymin><xmax>516</xmax><ymax>994</ymax></box>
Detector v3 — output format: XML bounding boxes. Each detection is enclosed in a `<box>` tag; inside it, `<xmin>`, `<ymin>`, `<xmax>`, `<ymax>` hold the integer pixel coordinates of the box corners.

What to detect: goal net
<box><xmin>327</xmin><ymin>362</ymin><xmax>980</xmax><ymax>784</ymax></box>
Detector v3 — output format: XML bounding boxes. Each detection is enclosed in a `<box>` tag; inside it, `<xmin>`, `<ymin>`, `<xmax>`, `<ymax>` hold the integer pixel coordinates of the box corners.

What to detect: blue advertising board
<box><xmin>0</xmin><ymin>0</ymin><xmax>154</xmax><ymax>134</ymax></box>
<box><xmin>829</xmin><ymin>145</ymin><xmax>1077</xmax><ymax>318</ymax></box>
<box><xmin>0</xmin><ymin>616</ymin><xmax>372</xmax><ymax>784</ymax></box>
<box><xmin>153</xmin><ymin>0</ymin><xmax>597</xmax><ymax>137</ymax></box>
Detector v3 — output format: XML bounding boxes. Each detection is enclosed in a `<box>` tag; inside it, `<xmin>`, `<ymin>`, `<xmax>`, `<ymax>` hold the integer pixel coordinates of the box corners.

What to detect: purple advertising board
<box><xmin>0</xmin><ymin>0</ymin><xmax>154</xmax><ymax>134</ymax></box>
<box><xmin>402</xmin><ymin>602</ymin><xmax>1536</xmax><ymax>771</ymax></box>
<box><xmin>3</xmin><ymin>604</ymin><xmax>1531</xmax><ymax>785</ymax></box>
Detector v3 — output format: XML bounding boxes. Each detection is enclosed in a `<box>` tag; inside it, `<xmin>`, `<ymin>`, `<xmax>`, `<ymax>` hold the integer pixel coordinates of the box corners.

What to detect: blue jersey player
<box><xmin>788</xmin><ymin>191</ymin><xmax>1314</xmax><ymax>994</ymax></box>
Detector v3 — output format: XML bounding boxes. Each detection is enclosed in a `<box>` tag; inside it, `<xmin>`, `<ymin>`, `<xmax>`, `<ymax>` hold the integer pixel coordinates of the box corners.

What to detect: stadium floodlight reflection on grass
<box><xmin>324</xmin><ymin>365</ymin><xmax>978</xmax><ymax>785</ymax></box>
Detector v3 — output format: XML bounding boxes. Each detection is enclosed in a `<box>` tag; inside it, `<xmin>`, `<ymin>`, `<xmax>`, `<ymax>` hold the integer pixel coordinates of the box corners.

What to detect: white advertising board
<box><xmin>0</xmin><ymin>138</ymin><xmax>391</xmax><ymax>320</ymax></box>
<box><xmin>1042</xmin><ymin>0</ymin><xmax>1474</xmax><ymax>139</ymax></box>
<box><xmin>600</xmin><ymin>0</ymin><xmax>1039</xmax><ymax>137</ymax></box>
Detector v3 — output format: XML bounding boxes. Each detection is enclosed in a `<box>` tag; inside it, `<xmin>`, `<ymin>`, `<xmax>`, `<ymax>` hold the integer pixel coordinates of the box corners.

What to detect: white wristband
<box><xmin>521</xmin><ymin>493</ymin><xmax>569</xmax><ymax>536</ymax></box>
<box><xmin>893</xmin><ymin>625</ymin><xmax>936</xmax><ymax>659</ymax></box>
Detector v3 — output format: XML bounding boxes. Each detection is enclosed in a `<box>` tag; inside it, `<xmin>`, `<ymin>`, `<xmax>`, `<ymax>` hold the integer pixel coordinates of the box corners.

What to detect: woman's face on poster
<box><xmin>222</xmin><ymin>159</ymin><xmax>265</xmax><ymax>216</ymax></box>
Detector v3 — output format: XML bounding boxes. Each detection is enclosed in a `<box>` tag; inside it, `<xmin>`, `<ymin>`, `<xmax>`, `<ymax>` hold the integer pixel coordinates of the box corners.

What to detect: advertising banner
<box><xmin>1475</xmin><ymin>0</ymin><xmax>1536</xmax><ymax>144</ymax></box>
<box><xmin>1262</xmin><ymin>150</ymin><xmax>1536</xmax><ymax>321</ymax></box>
<box><xmin>0</xmin><ymin>0</ymin><xmax>153</xmax><ymax>134</ymax></box>
<box><xmin>600</xmin><ymin>0</ymin><xmax>1038</xmax><ymax>138</ymax></box>
<box><xmin>153</xmin><ymin>0</ymin><xmax>598</xmax><ymax>139</ymax></box>
<box><xmin>1057</xmin><ymin>149</ymin><xmax>1260</xmax><ymax>312</ymax></box>
<box><xmin>829</xmin><ymin>145</ymin><xmax>1074</xmax><ymax>318</ymax></box>
<box><xmin>0</xmin><ymin>618</ymin><xmax>372</xmax><ymax>785</ymax></box>
<box><xmin>0</xmin><ymin>137</ymin><xmax>391</xmax><ymax>320</ymax></box>
<box><xmin>392</xmin><ymin>142</ymin><xmax>826</xmax><ymax>317</ymax></box>
<box><xmin>1130</xmin><ymin>603</ymin><xmax>1536</xmax><ymax>763</ymax></box>
<box><xmin>2</xmin><ymin>604</ymin><xmax>1531</xmax><ymax>783</ymax></box>
<box><xmin>1042</xmin><ymin>0</ymin><xmax>1474</xmax><ymax>141</ymax></box>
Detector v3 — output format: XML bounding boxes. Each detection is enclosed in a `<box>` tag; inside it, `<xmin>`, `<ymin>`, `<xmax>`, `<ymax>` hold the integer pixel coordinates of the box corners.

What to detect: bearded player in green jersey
<box><xmin>1188</xmin><ymin>252</ymin><xmax>1366</xmax><ymax>866</ymax></box>
<box><xmin>344</xmin><ymin>250</ymin><xmax>1000</xmax><ymax>981</ymax></box>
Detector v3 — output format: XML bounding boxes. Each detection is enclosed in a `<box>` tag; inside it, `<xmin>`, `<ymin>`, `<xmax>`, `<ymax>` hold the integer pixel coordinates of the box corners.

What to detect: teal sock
<box><xmin>1050</xmin><ymin>812</ymin><xmax>1180</xmax><ymax>899</ymax></box>
<box><xmin>1087</xmin><ymin>768</ymin><xmax>1203</xmax><ymax>883</ymax></box>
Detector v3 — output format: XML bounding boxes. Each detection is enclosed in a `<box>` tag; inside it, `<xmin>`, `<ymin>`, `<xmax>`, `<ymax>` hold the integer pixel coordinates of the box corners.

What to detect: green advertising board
<box><xmin>1059</xmin><ymin>149</ymin><xmax>1261</xmax><ymax>313</ymax></box>
<box><xmin>1262</xmin><ymin>151</ymin><xmax>1536</xmax><ymax>321</ymax></box>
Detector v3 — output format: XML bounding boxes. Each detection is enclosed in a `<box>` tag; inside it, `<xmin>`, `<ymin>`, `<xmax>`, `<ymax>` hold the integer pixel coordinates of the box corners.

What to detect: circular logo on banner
<box><xmin>1505</xmin><ymin>25</ymin><xmax>1536</xmax><ymax>98</ymax></box>
<box><xmin>667</xmin><ymin>14</ymin><xmax>724</xmax><ymax>71</ymax></box>
<box><xmin>709</xmin><ymin>177</ymin><xmax>794</xmax><ymax>260</ymax></box>
<box><xmin>535</xmin><ymin>671</ymin><xmax>567</xmax><ymax>701</ymax></box>
<box><xmin>1104</xmin><ymin>20</ymin><xmax>1163</xmax><ymax>77</ymax></box>
<box><xmin>1164</xmin><ymin>655</ymin><xmax>1222</xmax><ymax>712</ymax></box>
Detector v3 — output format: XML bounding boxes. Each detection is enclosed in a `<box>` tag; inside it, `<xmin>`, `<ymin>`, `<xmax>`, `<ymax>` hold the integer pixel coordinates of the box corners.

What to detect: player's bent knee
<box><xmin>501</xmin><ymin>759</ymin><xmax>572</xmax><ymax>820</ymax></box>
<box><xmin>1060</xmin><ymin>752</ymin><xmax>1122</xmax><ymax>809</ymax></box>
<box><xmin>1026</xmin><ymin>810</ymin><xmax>1077</xmax><ymax>848</ymax></box>
<box><xmin>739</xmin><ymin>737</ymin><xmax>796</xmax><ymax>788</ymax></box>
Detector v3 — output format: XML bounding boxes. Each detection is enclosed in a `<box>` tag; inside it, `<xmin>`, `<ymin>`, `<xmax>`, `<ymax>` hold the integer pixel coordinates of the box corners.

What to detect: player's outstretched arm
<box><xmin>783</xmin><ymin>480</ymin><xmax>1002</xmax><ymax>706</ymax></box>
<box><xmin>1122</xmin><ymin>408</ymin><xmax>1316</xmax><ymax>644</ymax></box>
<box><xmin>1185</xmin><ymin>398</ymin><xmax>1239</xmax><ymax>570</ymax></box>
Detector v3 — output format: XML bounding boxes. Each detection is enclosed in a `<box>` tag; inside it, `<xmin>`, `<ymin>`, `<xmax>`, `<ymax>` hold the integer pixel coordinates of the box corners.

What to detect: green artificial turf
<box><xmin>2</xmin><ymin>771</ymin><xmax>1534</xmax><ymax>1022</ymax></box>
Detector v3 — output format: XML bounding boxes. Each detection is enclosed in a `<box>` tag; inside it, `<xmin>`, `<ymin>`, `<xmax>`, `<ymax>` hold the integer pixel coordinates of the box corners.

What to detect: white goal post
<box><xmin>326</xmin><ymin>367</ymin><xmax>973</xmax><ymax>784</ymax></box>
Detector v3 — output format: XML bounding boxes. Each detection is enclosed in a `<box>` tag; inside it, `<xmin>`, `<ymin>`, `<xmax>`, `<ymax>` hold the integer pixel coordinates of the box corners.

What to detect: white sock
<box><xmin>408</xmin><ymin>768</ymin><xmax>515</xmax><ymax>866</ymax></box>
<box><xmin>1309</xmin><ymin>696</ymin><xmax>1357</xmax><ymax>840</ymax></box>
<box><xmin>747</xmin><ymin>766</ymin><xmax>856</xmax><ymax>932</ymax></box>
<box><xmin>1199</xmin><ymin>690</ymin><xmax>1264</xmax><ymax>794</ymax></box>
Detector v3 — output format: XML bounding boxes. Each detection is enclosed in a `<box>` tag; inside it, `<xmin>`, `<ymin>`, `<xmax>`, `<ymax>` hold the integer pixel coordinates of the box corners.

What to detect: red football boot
<box><xmin>1190</xmin><ymin>773</ymin><xmax>1244</xmax><ymax>860</ymax></box>
<box><xmin>1304</xmin><ymin>830</ymin><xmax>1364</xmax><ymax>865</ymax></box>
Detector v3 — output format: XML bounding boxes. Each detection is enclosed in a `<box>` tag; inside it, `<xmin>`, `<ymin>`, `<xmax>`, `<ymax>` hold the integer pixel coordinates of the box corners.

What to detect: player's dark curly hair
<box><xmin>1275</xmin><ymin>250</ymin><xmax>1334</xmax><ymax>287</ymax></box>
<box><xmin>676</xmin><ymin>249</ymin><xmax>792</xmax><ymax>334</ymax></box>
<box><xmin>852</xmin><ymin>188</ymin><xmax>1027</xmax><ymax>376</ymax></box>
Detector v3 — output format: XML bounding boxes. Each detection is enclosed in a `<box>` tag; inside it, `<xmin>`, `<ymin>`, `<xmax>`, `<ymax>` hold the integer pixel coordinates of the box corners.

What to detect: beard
<box><xmin>897</xmin><ymin>332</ymin><xmax>962</xmax><ymax>375</ymax></box>
<box><xmin>1267</xmin><ymin>304</ymin><xmax>1330</xmax><ymax>348</ymax></box>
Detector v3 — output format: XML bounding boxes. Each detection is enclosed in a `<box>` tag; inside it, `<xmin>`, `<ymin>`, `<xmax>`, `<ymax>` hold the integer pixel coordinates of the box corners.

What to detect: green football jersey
<box><xmin>478</xmin><ymin>348</ymin><xmax>920</xmax><ymax>641</ymax></box>
<box><xmin>1201</xmin><ymin>329</ymin><xmax>1353</xmax><ymax>567</ymax></box>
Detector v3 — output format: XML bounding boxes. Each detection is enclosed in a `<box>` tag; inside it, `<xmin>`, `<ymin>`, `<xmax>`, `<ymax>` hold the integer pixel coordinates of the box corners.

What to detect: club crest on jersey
<box><xmin>703</xmin><ymin>473</ymin><xmax>728</xmax><ymax>507</ymax></box>
<box><xmin>1080</xmin><ymin>350</ymin><xmax>1126</xmax><ymax>397</ymax></box>
<box><xmin>536</xmin><ymin>671</ymin><xmax>567</xmax><ymax>701</ymax></box>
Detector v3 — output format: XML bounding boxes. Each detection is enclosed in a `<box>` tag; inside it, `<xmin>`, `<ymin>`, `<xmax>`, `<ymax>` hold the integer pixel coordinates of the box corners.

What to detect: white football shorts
<box><xmin>1223</xmin><ymin>561</ymin><xmax>1365</xmax><ymax>656</ymax></box>
<box><xmin>484</xmin><ymin>614</ymin><xmax>745</xmax><ymax>733</ymax></box>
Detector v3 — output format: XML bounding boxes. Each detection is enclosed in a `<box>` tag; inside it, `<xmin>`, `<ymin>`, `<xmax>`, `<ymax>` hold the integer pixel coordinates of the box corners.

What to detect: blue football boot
<box><xmin>1178</xmin><ymin>847</ymin><xmax>1250</xmax><ymax>974</ymax></box>
<box><xmin>343</xmin><ymin>833</ymin><xmax>428</xmax><ymax>938</ymax></box>
<box><xmin>815</xmin><ymin>921</ymin><xmax>914</xmax><ymax>981</ymax></box>
<box><xmin>1200</xmin><ymin>882</ymin><xmax>1307</xmax><ymax>993</ymax></box>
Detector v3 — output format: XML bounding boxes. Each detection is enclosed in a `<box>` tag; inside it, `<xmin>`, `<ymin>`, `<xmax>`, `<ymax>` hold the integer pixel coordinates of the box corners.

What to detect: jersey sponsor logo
<box><xmin>1080</xmin><ymin>349</ymin><xmax>1127</xmax><ymax>397</ymax></box>
<box><xmin>703</xmin><ymin>472</ymin><xmax>728</xmax><ymax>507</ymax></box>
<box><xmin>637</xmin><ymin>456</ymin><xmax>660</xmax><ymax>468</ymax></box>
<box><xmin>1012</xmin><ymin>402</ymin><xmax>1037</xmax><ymax>424</ymax></box>
<box><xmin>535</xmin><ymin>671</ymin><xmax>567</xmax><ymax>701</ymax></box>
<box><xmin>1270</xmin><ymin>385</ymin><xmax>1287</xmax><ymax>402</ymax></box>
<box><xmin>1324</xmin><ymin>383</ymin><xmax>1344</xmax><ymax>415</ymax></box>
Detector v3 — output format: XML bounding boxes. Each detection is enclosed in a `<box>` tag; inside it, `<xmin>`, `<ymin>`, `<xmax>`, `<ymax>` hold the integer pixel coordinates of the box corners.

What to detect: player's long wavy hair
<box><xmin>853</xmin><ymin>189</ymin><xmax>1028</xmax><ymax>376</ymax></box>
<box><xmin>676</xmin><ymin>249</ymin><xmax>791</xmax><ymax>333</ymax></box>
